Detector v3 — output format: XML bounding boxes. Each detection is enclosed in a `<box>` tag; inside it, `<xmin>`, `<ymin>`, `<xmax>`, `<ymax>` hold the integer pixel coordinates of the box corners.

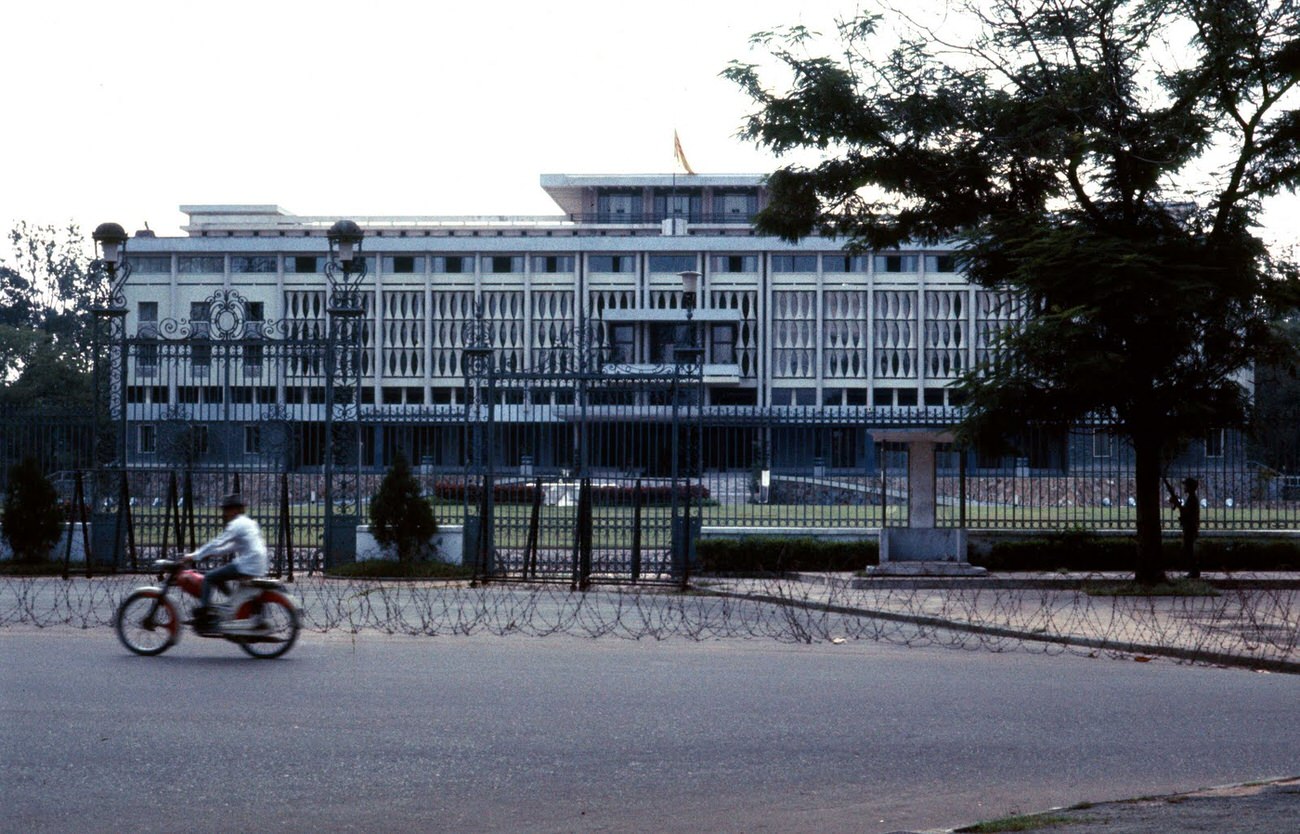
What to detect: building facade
<box><xmin>116</xmin><ymin>172</ymin><xmax>1239</xmax><ymax>479</ymax></box>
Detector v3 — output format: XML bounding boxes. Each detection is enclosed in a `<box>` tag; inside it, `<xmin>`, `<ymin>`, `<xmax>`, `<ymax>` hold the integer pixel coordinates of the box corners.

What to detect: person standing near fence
<box><xmin>1168</xmin><ymin>477</ymin><xmax>1201</xmax><ymax>580</ymax></box>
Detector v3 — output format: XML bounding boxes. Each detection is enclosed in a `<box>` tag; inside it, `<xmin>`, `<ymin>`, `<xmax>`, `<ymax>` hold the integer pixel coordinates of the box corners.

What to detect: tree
<box><xmin>0</xmin><ymin>222</ymin><xmax>101</xmax><ymax>402</ymax></box>
<box><xmin>369</xmin><ymin>453</ymin><xmax>439</xmax><ymax>564</ymax></box>
<box><xmin>2</xmin><ymin>457</ymin><xmax>64</xmax><ymax>564</ymax></box>
<box><xmin>726</xmin><ymin>0</ymin><xmax>1300</xmax><ymax>582</ymax></box>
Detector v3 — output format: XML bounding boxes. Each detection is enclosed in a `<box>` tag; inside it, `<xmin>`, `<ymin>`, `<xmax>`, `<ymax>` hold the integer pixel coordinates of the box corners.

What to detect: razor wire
<box><xmin>0</xmin><ymin>574</ymin><xmax>1296</xmax><ymax>671</ymax></box>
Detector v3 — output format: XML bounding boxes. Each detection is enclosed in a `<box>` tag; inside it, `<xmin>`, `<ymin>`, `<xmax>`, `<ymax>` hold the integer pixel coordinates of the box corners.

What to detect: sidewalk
<box><xmin>706</xmin><ymin>571</ymin><xmax>1300</xmax><ymax>673</ymax></box>
<box><xmin>911</xmin><ymin>777</ymin><xmax>1300</xmax><ymax>833</ymax></box>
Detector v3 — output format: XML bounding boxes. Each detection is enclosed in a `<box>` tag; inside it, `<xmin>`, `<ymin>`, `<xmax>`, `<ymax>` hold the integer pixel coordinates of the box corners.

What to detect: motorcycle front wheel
<box><xmin>233</xmin><ymin>592</ymin><xmax>300</xmax><ymax>659</ymax></box>
<box><xmin>114</xmin><ymin>590</ymin><xmax>180</xmax><ymax>656</ymax></box>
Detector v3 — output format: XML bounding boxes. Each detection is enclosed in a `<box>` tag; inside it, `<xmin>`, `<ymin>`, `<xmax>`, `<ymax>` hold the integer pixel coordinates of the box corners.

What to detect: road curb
<box><xmin>707</xmin><ymin>587</ymin><xmax>1300</xmax><ymax>674</ymax></box>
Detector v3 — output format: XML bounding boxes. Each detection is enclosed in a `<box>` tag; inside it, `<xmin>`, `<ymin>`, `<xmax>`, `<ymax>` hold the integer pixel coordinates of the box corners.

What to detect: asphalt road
<box><xmin>2</xmin><ymin>629</ymin><xmax>1297</xmax><ymax>834</ymax></box>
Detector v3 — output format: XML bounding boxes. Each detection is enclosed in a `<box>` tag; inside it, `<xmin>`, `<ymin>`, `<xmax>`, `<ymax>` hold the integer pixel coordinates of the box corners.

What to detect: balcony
<box><xmin>568</xmin><ymin>212</ymin><xmax>756</xmax><ymax>226</ymax></box>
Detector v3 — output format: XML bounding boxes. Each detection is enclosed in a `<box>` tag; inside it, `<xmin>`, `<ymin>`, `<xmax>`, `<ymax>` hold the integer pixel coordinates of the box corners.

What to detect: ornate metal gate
<box><xmin>463</xmin><ymin>323</ymin><xmax>704</xmax><ymax>588</ymax></box>
<box><xmin>92</xmin><ymin>287</ymin><xmax>356</xmax><ymax>572</ymax></box>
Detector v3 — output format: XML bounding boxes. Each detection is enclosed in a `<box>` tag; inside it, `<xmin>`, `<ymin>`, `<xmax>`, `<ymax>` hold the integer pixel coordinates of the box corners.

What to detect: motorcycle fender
<box><xmin>236</xmin><ymin>588</ymin><xmax>302</xmax><ymax>619</ymax></box>
<box><xmin>177</xmin><ymin>570</ymin><xmax>205</xmax><ymax>597</ymax></box>
<box><xmin>264</xmin><ymin>589</ymin><xmax>302</xmax><ymax>612</ymax></box>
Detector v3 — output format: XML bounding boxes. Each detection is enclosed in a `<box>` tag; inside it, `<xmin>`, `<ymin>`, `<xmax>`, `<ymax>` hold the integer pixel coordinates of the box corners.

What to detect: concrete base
<box><xmin>865</xmin><ymin>561</ymin><xmax>988</xmax><ymax>577</ymax></box>
<box><xmin>880</xmin><ymin>528</ymin><xmax>968</xmax><ymax>563</ymax></box>
<box><xmin>355</xmin><ymin>525</ymin><xmax>465</xmax><ymax>565</ymax></box>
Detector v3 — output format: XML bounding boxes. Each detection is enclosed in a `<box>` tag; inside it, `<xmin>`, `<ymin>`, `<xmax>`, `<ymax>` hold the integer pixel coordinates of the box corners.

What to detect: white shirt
<box><xmin>192</xmin><ymin>513</ymin><xmax>268</xmax><ymax>576</ymax></box>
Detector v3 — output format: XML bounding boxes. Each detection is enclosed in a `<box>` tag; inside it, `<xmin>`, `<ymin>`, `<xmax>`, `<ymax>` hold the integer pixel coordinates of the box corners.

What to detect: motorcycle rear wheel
<box><xmin>115</xmin><ymin>590</ymin><xmax>179</xmax><ymax>656</ymax></box>
<box><xmin>233</xmin><ymin>592</ymin><xmax>300</xmax><ymax>659</ymax></box>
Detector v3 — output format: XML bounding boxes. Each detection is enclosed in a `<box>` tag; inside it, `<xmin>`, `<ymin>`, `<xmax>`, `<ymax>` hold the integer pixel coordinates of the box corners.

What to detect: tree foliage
<box><xmin>369</xmin><ymin>453</ymin><xmax>439</xmax><ymax>564</ymax></box>
<box><xmin>2</xmin><ymin>457</ymin><xmax>64</xmax><ymax>563</ymax></box>
<box><xmin>0</xmin><ymin>222</ymin><xmax>101</xmax><ymax>405</ymax></box>
<box><xmin>727</xmin><ymin>0</ymin><xmax>1300</xmax><ymax>582</ymax></box>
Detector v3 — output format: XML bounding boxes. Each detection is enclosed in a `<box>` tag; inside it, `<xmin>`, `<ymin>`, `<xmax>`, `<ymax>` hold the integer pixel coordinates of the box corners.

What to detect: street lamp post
<box><xmin>322</xmin><ymin>219</ymin><xmax>367</xmax><ymax>569</ymax></box>
<box><xmin>672</xmin><ymin>271</ymin><xmax>704</xmax><ymax>588</ymax></box>
<box><xmin>91</xmin><ymin>222</ymin><xmax>133</xmax><ymax>567</ymax></box>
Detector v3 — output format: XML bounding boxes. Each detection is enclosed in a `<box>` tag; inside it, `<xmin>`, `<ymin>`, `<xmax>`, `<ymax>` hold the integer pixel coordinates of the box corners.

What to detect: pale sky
<box><xmin>2</xmin><ymin>1</ymin><xmax>1295</xmax><ymax>250</ymax></box>
<box><xmin>1</xmin><ymin>0</ymin><xmax>841</xmax><ymax>241</ymax></box>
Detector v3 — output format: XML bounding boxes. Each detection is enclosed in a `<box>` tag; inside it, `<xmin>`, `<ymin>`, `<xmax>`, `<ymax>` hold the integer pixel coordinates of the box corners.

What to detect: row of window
<box><xmin>1091</xmin><ymin>429</ymin><xmax>1225</xmax><ymax>459</ymax></box>
<box><xmin>130</xmin><ymin>252</ymin><xmax>961</xmax><ymax>276</ymax></box>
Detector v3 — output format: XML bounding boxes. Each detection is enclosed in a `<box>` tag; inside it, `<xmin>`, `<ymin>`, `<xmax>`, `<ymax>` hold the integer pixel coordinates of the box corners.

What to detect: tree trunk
<box><xmin>1132</xmin><ymin>431</ymin><xmax>1167</xmax><ymax>584</ymax></box>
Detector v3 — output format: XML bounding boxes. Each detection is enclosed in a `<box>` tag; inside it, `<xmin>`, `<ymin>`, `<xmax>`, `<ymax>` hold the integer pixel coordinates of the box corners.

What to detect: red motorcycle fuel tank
<box><xmin>178</xmin><ymin>569</ymin><xmax>205</xmax><ymax>597</ymax></box>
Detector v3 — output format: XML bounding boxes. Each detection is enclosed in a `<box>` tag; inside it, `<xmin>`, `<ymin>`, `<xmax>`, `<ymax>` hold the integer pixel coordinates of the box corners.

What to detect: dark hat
<box><xmin>220</xmin><ymin>493</ymin><xmax>246</xmax><ymax>509</ymax></box>
<box><xmin>1182</xmin><ymin>477</ymin><xmax>1199</xmax><ymax>490</ymax></box>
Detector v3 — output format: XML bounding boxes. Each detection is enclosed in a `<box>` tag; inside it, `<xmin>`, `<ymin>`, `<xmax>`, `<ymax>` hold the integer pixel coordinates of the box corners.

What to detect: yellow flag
<box><xmin>673</xmin><ymin>130</ymin><xmax>696</xmax><ymax>175</ymax></box>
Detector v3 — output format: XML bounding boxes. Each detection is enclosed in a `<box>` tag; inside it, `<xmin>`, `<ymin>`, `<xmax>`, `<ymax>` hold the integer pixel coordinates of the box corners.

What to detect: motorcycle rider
<box><xmin>185</xmin><ymin>493</ymin><xmax>268</xmax><ymax>631</ymax></box>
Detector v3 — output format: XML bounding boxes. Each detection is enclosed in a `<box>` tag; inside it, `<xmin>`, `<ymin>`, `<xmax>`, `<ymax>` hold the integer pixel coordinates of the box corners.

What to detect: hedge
<box><xmin>972</xmin><ymin>533</ymin><xmax>1300</xmax><ymax>572</ymax></box>
<box><xmin>431</xmin><ymin>480</ymin><xmax>709</xmax><ymax>506</ymax></box>
<box><xmin>699</xmin><ymin>537</ymin><xmax>878</xmax><ymax>574</ymax></box>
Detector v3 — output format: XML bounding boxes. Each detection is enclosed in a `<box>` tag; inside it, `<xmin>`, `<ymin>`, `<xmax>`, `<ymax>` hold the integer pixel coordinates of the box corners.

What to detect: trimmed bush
<box><xmin>699</xmin><ymin>537</ymin><xmax>878</xmax><ymax>574</ymax></box>
<box><xmin>2</xmin><ymin>458</ymin><xmax>64</xmax><ymax>564</ymax></box>
<box><xmin>369</xmin><ymin>454</ymin><xmax>439</xmax><ymax>564</ymax></box>
<box><xmin>972</xmin><ymin>532</ymin><xmax>1300</xmax><ymax>572</ymax></box>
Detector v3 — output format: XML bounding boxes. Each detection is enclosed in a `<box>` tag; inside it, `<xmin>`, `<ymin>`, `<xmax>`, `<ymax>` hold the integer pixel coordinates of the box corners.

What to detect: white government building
<box><xmin>121</xmin><ymin>173</ymin><xmax>1007</xmax><ymax>416</ymax></box>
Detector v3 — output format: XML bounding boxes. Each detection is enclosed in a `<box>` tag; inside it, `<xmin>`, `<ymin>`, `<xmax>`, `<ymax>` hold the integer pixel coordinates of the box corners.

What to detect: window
<box><xmin>132</xmin><ymin>256</ymin><xmax>171</xmax><ymax>274</ymax></box>
<box><xmin>823</xmin><ymin>255</ymin><xmax>870</xmax><ymax>273</ymax></box>
<box><xmin>772</xmin><ymin>255</ymin><xmax>818</xmax><ymax>272</ymax></box>
<box><xmin>648</xmin><ymin>254</ymin><xmax>697</xmax><ymax>273</ymax></box>
<box><xmin>244</xmin><ymin>425</ymin><xmax>261</xmax><ymax>455</ymax></box>
<box><xmin>1205</xmin><ymin>429</ymin><xmax>1225</xmax><ymax>458</ymax></box>
<box><xmin>486</xmin><ymin>256</ymin><xmax>523</xmax><ymax>274</ymax></box>
<box><xmin>875</xmin><ymin>254</ymin><xmax>919</xmax><ymax>273</ymax></box>
<box><xmin>1093</xmin><ymin>430</ymin><xmax>1112</xmax><ymax>458</ymax></box>
<box><xmin>137</xmin><ymin>302</ymin><xmax>158</xmax><ymax>338</ymax></box>
<box><xmin>136</xmin><ymin>341</ymin><xmax>158</xmax><ymax>373</ymax></box>
<box><xmin>231</xmin><ymin>256</ymin><xmax>277</xmax><ymax>273</ymax></box>
<box><xmin>138</xmin><ymin>424</ymin><xmax>156</xmax><ymax>454</ymax></box>
<box><xmin>178</xmin><ymin>256</ymin><xmax>224</xmax><ymax>274</ymax></box>
<box><xmin>925</xmin><ymin>254</ymin><xmax>958</xmax><ymax>273</ymax></box>
<box><xmin>532</xmin><ymin>256</ymin><xmax>574</xmax><ymax>273</ymax></box>
<box><xmin>190</xmin><ymin>342</ymin><xmax>211</xmax><ymax>371</ymax></box>
<box><xmin>189</xmin><ymin>301</ymin><xmax>211</xmax><ymax>340</ymax></box>
<box><xmin>383</xmin><ymin>255</ymin><xmax>422</xmax><ymax>274</ymax></box>
<box><xmin>596</xmin><ymin>192</ymin><xmax>642</xmax><ymax>219</ymax></box>
<box><xmin>710</xmin><ymin>254</ymin><xmax>758</xmax><ymax>273</ymax></box>
<box><xmin>431</xmin><ymin>256</ymin><xmax>471</xmax><ymax>274</ymax></box>
<box><xmin>649</xmin><ymin>323</ymin><xmax>680</xmax><ymax>364</ymax></box>
<box><xmin>654</xmin><ymin>191</ymin><xmax>701</xmax><ymax>219</ymax></box>
<box><xmin>243</xmin><ymin>343</ymin><xmax>264</xmax><ymax>370</ymax></box>
<box><xmin>610</xmin><ymin>324</ymin><xmax>635</xmax><ymax>363</ymax></box>
<box><xmin>291</xmin><ymin>256</ymin><xmax>321</xmax><ymax>274</ymax></box>
<box><xmin>589</xmin><ymin>255</ymin><xmax>635</xmax><ymax>273</ymax></box>
<box><xmin>710</xmin><ymin>323</ymin><xmax>736</xmax><ymax>364</ymax></box>
<box><xmin>715</xmin><ymin>192</ymin><xmax>757</xmax><ymax>219</ymax></box>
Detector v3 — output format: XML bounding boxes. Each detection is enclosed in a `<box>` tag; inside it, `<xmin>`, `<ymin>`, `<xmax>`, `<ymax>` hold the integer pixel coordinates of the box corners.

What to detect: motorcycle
<box><xmin>114</xmin><ymin>559</ymin><xmax>301</xmax><ymax>659</ymax></box>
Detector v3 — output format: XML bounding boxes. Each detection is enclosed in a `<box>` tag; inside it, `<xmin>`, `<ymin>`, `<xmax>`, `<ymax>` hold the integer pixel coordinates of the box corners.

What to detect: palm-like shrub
<box><xmin>368</xmin><ymin>454</ymin><xmax>438</xmax><ymax>563</ymax></box>
<box><xmin>2</xmin><ymin>458</ymin><xmax>63</xmax><ymax>563</ymax></box>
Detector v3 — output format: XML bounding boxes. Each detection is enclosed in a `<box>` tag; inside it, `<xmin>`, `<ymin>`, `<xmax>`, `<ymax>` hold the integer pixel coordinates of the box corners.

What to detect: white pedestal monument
<box><xmin>868</xmin><ymin>429</ymin><xmax>986</xmax><ymax>577</ymax></box>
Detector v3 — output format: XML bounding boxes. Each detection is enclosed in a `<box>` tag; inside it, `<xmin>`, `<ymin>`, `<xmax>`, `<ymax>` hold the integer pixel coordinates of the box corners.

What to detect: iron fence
<box><xmin>8</xmin><ymin>405</ymin><xmax>1300</xmax><ymax>574</ymax></box>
